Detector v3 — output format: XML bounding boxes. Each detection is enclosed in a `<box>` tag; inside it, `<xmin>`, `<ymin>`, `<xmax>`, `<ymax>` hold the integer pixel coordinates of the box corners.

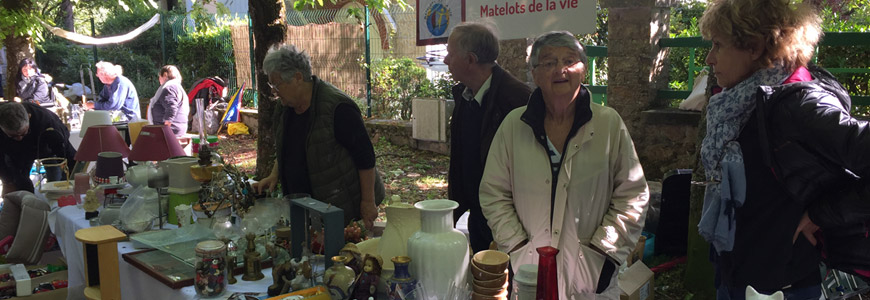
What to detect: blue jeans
<box><xmin>717</xmin><ymin>284</ymin><xmax>822</xmax><ymax>300</ymax></box>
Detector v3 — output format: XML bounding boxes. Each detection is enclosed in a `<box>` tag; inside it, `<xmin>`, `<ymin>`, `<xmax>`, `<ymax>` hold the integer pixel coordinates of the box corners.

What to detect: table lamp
<box><xmin>75</xmin><ymin>125</ymin><xmax>131</xmax><ymax>162</ymax></box>
<box><xmin>79</xmin><ymin>111</ymin><xmax>112</xmax><ymax>138</ymax></box>
<box><xmin>130</xmin><ymin>125</ymin><xmax>186</xmax><ymax>228</ymax></box>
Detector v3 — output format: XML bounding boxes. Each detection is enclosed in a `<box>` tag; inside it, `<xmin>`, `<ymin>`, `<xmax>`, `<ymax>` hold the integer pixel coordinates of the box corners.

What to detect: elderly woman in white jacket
<box><xmin>479</xmin><ymin>31</ymin><xmax>649</xmax><ymax>299</ymax></box>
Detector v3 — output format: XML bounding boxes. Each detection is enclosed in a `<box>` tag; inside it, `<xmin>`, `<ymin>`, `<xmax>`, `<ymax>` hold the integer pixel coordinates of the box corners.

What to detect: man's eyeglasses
<box><xmin>535</xmin><ymin>58</ymin><xmax>582</xmax><ymax>71</ymax></box>
<box><xmin>268</xmin><ymin>81</ymin><xmax>281</xmax><ymax>91</ymax></box>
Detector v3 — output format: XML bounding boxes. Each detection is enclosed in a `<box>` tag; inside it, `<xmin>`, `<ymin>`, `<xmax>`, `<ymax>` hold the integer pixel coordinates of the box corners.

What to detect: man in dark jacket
<box><xmin>445</xmin><ymin>23</ymin><xmax>531</xmax><ymax>253</ymax></box>
<box><xmin>0</xmin><ymin>102</ymin><xmax>76</xmax><ymax>194</ymax></box>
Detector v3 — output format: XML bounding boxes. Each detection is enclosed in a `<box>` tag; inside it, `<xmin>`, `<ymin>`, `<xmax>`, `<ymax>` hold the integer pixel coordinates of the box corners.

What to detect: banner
<box><xmin>40</xmin><ymin>14</ymin><xmax>160</xmax><ymax>45</ymax></box>
<box><xmin>417</xmin><ymin>0</ymin><xmax>465</xmax><ymax>46</ymax></box>
<box><xmin>464</xmin><ymin>0</ymin><xmax>595</xmax><ymax>40</ymax></box>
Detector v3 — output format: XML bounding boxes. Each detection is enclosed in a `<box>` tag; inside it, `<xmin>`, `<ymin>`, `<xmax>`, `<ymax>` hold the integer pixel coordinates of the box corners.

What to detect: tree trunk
<box><xmin>2</xmin><ymin>0</ymin><xmax>34</xmax><ymax>99</ymax></box>
<box><xmin>249</xmin><ymin>0</ymin><xmax>286</xmax><ymax>180</ymax></box>
<box><xmin>60</xmin><ymin>0</ymin><xmax>74</xmax><ymax>32</ymax></box>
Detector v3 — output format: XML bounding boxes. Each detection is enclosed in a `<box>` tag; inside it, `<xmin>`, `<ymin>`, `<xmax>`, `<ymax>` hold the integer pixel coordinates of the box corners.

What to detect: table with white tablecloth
<box><xmin>50</xmin><ymin>205</ymin><xmax>274</xmax><ymax>300</ymax></box>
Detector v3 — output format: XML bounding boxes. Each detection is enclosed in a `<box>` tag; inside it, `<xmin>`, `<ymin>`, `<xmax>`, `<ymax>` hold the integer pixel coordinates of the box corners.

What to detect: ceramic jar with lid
<box><xmin>195</xmin><ymin>240</ymin><xmax>228</xmax><ymax>297</ymax></box>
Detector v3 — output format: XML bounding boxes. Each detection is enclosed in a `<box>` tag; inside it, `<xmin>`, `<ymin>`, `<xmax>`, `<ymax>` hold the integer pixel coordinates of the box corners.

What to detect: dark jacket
<box><xmin>275</xmin><ymin>77</ymin><xmax>385</xmax><ymax>225</ymax></box>
<box><xmin>718</xmin><ymin>66</ymin><xmax>870</xmax><ymax>291</ymax></box>
<box><xmin>754</xmin><ymin>66</ymin><xmax>870</xmax><ymax>279</ymax></box>
<box><xmin>151</xmin><ymin>81</ymin><xmax>189</xmax><ymax>136</ymax></box>
<box><xmin>447</xmin><ymin>65</ymin><xmax>530</xmax><ymax>203</ymax></box>
<box><xmin>16</xmin><ymin>75</ymin><xmax>51</xmax><ymax>106</ymax></box>
<box><xmin>0</xmin><ymin>102</ymin><xmax>77</xmax><ymax>191</ymax></box>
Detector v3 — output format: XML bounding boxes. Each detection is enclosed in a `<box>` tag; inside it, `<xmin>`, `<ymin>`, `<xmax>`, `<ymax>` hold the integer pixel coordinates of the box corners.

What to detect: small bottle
<box><xmin>195</xmin><ymin>240</ymin><xmax>228</xmax><ymax>297</ymax></box>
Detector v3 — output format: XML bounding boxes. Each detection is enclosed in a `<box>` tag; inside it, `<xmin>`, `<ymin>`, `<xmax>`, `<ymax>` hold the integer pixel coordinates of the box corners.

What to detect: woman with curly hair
<box><xmin>697</xmin><ymin>0</ymin><xmax>870</xmax><ymax>298</ymax></box>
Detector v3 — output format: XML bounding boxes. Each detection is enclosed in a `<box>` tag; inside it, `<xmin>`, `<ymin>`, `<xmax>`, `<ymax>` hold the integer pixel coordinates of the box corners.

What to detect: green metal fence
<box><xmin>657</xmin><ymin>32</ymin><xmax>870</xmax><ymax>107</ymax></box>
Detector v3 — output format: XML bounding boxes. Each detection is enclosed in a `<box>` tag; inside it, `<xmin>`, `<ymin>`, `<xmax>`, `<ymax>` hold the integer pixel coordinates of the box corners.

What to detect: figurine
<box><xmin>242</xmin><ymin>233</ymin><xmax>264</xmax><ymax>281</ymax></box>
<box><xmin>289</xmin><ymin>257</ymin><xmax>313</xmax><ymax>292</ymax></box>
<box><xmin>339</xmin><ymin>243</ymin><xmax>363</xmax><ymax>275</ymax></box>
<box><xmin>266</xmin><ymin>227</ymin><xmax>292</xmax><ymax>296</ymax></box>
<box><xmin>223</xmin><ymin>238</ymin><xmax>238</xmax><ymax>285</ymax></box>
<box><xmin>83</xmin><ymin>189</ymin><xmax>100</xmax><ymax>220</ymax></box>
<box><xmin>351</xmin><ymin>254</ymin><xmax>382</xmax><ymax>300</ymax></box>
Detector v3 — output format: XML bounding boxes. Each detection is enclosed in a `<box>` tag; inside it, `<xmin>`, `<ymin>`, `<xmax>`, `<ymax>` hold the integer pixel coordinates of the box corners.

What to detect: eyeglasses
<box><xmin>535</xmin><ymin>58</ymin><xmax>582</xmax><ymax>71</ymax></box>
<box><xmin>268</xmin><ymin>81</ymin><xmax>282</xmax><ymax>91</ymax></box>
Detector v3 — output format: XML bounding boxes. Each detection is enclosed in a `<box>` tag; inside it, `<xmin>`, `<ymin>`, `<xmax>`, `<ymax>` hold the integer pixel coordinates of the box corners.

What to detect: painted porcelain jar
<box><xmin>407</xmin><ymin>199</ymin><xmax>470</xmax><ymax>299</ymax></box>
<box><xmin>388</xmin><ymin>256</ymin><xmax>418</xmax><ymax>300</ymax></box>
<box><xmin>324</xmin><ymin>256</ymin><xmax>355</xmax><ymax>300</ymax></box>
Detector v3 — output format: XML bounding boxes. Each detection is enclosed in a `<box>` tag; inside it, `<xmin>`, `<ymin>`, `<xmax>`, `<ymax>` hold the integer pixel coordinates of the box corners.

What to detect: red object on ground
<box><xmin>650</xmin><ymin>256</ymin><xmax>687</xmax><ymax>273</ymax></box>
<box><xmin>536</xmin><ymin>246</ymin><xmax>560</xmax><ymax>300</ymax></box>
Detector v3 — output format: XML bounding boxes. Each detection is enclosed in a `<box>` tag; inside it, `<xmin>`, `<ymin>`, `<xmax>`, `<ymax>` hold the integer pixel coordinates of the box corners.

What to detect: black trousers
<box><xmin>454</xmin><ymin>200</ymin><xmax>494</xmax><ymax>253</ymax></box>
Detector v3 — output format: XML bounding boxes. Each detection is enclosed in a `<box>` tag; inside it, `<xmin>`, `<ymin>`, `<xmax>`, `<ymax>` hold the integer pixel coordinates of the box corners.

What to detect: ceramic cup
<box><xmin>175</xmin><ymin>204</ymin><xmax>193</xmax><ymax>227</ymax></box>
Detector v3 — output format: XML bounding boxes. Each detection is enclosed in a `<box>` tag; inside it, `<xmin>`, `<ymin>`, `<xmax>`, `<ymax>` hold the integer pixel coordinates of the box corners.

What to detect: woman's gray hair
<box><xmin>451</xmin><ymin>22</ymin><xmax>499</xmax><ymax>64</ymax></box>
<box><xmin>96</xmin><ymin>61</ymin><xmax>122</xmax><ymax>77</ymax></box>
<box><xmin>0</xmin><ymin>102</ymin><xmax>29</xmax><ymax>132</ymax></box>
<box><xmin>528</xmin><ymin>31</ymin><xmax>587</xmax><ymax>70</ymax></box>
<box><xmin>263</xmin><ymin>44</ymin><xmax>313</xmax><ymax>82</ymax></box>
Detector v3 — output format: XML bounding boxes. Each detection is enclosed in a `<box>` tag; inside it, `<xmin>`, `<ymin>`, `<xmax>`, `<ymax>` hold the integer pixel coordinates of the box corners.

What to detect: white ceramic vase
<box><xmin>378</xmin><ymin>203</ymin><xmax>421</xmax><ymax>271</ymax></box>
<box><xmin>407</xmin><ymin>200</ymin><xmax>470</xmax><ymax>299</ymax></box>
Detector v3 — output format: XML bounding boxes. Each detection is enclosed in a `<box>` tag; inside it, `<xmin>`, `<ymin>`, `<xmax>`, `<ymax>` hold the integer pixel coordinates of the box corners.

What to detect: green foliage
<box><xmin>34</xmin><ymin>38</ymin><xmax>93</xmax><ymax>85</ymax></box>
<box><xmin>97</xmin><ymin>6</ymin><xmax>181</xmax><ymax>66</ymax></box>
<box><xmin>667</xmin><ymin>1</ymin><xmax>708</xmax><ymax>101</ymax></box>
<box><xmin>576</xmin><ymin>7</ymin><xmax>609</xmax><ymax>86</ymax></box>
<box><xmin>189</xmin><ymin>0</ymin><xmax>231</xmax><ymax>32</ymax></box>
<box><xmin>815</xmin><ymin>0</ymin><xmax>870</xmax><ymax>115</ymax></box>
<box><xmin>175</xmin><ymin>25</ymin><xmax>236</xmax><ymax>91</ymax></box>
<box><xmin>291</xmin><ymin>0</ymin><xmax>410</xmax><ymax>15</ymax></box>
<box><xmin>0</xmin><ymin>6</ymin><xmax>47</xmax><ymax>43</ymax></box>
<box><xmin>370</xmin><ymin>57</ymin><xmax>455</xmax><ymax>120</ymax></box>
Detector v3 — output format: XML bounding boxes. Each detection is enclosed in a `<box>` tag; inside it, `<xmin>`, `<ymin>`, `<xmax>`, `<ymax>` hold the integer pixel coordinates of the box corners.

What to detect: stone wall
<box><xmin>366</xmin><ymin>119</ymin><xmax>450</xmax><ymax>155</ymax></box>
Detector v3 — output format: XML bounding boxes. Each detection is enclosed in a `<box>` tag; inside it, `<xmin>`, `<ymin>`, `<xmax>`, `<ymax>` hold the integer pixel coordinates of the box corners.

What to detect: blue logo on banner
<box><xmin>425</xmin><ymin>2</ymin><xmax>450</xmax><ymax>36</ymax></box>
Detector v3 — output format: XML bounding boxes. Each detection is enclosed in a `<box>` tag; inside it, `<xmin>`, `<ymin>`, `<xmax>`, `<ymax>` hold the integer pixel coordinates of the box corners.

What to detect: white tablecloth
<box><xmin>51</xmin><ymin>205</ymin><xmax>274</xmax><ymax>300</ymax></box>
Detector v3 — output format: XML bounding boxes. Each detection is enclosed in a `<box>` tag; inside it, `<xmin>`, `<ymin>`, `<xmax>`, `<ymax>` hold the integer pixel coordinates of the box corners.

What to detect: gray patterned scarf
<box><xmin>699</xmin><ymin>64</ymin><xmax>792</xmax><ymax>253</ymax></box>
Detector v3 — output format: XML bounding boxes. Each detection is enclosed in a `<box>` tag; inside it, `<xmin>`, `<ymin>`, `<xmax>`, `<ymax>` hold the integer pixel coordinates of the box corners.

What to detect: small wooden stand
<box><xmin>75</xmin><ymin>225</ymin><xmax>126</xmax><ymax>300</ymax></box>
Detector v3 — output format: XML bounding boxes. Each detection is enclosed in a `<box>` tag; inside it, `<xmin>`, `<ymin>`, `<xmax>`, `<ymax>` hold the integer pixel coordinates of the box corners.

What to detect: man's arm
<box><xmin>333</xmin><ymin>103</ymin><xmax>378</xmax><ymax>230</ymax></box>
<box><xmin>95</xmin><ymin>83</ymin><xmax>122</xmax><ymax>110</ymax></box>
<box><xmin>252</xmin><ymin>159</ymin><xmax>280</xmax><ymax>195</ymax></box>
<box><xmin>358</xmin><ymin>167</ymin><xmax>377</xmax><ymax>230</ymax></box>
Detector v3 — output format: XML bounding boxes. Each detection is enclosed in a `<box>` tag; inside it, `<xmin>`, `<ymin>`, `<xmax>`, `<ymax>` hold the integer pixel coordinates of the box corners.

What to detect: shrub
<box><xmin>370</xmin><ymin>57</ymin><xmax>451</xmax><ymax>120</ymax></box>
<box><xmin>175</xmin><ymin>25</ymin><xmax>235</xmax><ymax>92</ymax></box>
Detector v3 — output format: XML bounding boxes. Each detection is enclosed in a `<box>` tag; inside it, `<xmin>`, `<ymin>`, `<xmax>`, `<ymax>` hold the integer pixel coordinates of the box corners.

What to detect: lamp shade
<box><xmin>130</xmin><ymin>125</ymin><xmax>186</xmax><ymax>161</ymax></box>
<box><xmin>74</xmin><ymin>125</ymin><xmax>131</xmax><ymax>161</ymax></box>
<box><xmin>79</xmin><ymin>111</ymin><xmax>112</xmax><ymax>138</ymax></box>
<box><xmin>95</xmin><ymin>151</ymin><xmax>125</xmax><ymax>179</ymax></box>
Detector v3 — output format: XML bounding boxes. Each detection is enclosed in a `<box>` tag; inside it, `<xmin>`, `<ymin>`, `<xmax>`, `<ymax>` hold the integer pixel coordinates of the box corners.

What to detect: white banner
<box><xmin>464</xmin><ymin>0</ymin><xmax>596</xmax><ymax>40</ymax></box>
<box><xmin>417</xmin><ymin>0</ymin><xmax>466</xmax><ymax>45</ymax></box>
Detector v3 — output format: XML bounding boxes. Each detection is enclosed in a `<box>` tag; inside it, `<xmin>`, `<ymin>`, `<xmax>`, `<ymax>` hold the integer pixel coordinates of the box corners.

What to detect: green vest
<box><xmin>276</xmin><ymin>77</ymin><xmax>384</xmax><ymax>224</ymax></box>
